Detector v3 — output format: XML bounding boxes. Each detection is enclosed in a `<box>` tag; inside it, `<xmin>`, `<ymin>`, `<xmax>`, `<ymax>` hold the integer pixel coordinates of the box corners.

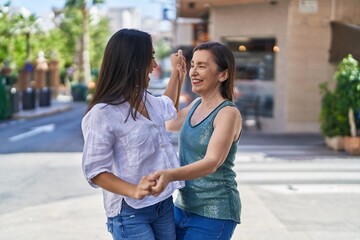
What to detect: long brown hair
<box><xmin>87</xmin><ymin>29</ymin><xmax>153</xmax><ymax>121</ymax></box>
<box><xmin>193</xmin><ymin>42</ymin><xmax>235</xmax><ymax>101</ymax></box>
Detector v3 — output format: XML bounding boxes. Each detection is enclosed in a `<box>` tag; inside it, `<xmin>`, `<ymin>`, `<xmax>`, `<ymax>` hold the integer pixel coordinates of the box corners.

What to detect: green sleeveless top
<box><xmin>174</xmin><ymin>99</ymin><xmax>241</xmax><ymax>223</ymax></box>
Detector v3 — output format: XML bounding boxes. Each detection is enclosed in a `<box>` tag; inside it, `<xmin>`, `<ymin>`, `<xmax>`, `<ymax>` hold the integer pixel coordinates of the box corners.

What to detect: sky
<box><xmin>1</xmin><ymin>0</ymin><xmax>176</xmax><ymax>19</ymax></box>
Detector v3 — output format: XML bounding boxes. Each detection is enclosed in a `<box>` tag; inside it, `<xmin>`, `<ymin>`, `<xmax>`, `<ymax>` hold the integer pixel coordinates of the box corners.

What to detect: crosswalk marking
<box><xmin>234</xmin><ymin>152</ymin><xmax>360</xmax><ymax>184</ymax></box>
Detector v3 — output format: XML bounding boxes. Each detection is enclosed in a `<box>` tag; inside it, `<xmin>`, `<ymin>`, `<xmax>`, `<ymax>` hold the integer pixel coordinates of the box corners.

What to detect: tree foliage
<box><xmin>64</xmin><ymin>0</ymin><xmax>105</xmax><ymax>83</ymax></box>
<box><xmin>0</xmin><ymin>1</ymin><xmax>110</xmax><ymax>83</ymax></box>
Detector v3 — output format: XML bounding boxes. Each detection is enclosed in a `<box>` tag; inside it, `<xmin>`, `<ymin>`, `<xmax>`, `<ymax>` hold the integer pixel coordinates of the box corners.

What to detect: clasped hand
<box><xmin>135</xmin><ymin>170</ymin><xmax>171</xmax><ymax>199</ymax></box>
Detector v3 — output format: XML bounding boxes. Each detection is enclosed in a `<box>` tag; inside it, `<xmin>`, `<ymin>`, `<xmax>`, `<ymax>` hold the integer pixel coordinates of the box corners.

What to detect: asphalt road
<box><xmin>0</xmin><ymin>102</ymin><xmax>86</xmax><ymax>153</ymax></box>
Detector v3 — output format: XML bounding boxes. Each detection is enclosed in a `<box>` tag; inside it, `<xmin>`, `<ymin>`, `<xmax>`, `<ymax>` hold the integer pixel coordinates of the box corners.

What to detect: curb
<box><xmin>12</xmin><ymin>104</ymin><xmax>72</xmax><ymax>120</ymax></box>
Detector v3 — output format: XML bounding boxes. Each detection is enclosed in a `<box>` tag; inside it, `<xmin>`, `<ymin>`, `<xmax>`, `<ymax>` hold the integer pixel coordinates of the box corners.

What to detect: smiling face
<box><xmin>145</xmin><ymin>48</ymin><xmax>157</xmax><ymax>88</ymax></box>
<box><xmin>189</xmin><ymin>49</ymin><xmax>227</xmax><ymax>97</ymax></box>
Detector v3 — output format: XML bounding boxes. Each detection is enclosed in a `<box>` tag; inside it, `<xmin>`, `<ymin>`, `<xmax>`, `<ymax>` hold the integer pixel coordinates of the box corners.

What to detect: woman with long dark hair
<box><xmin>81</xmin><ymin>28</ymin><xmax>186</xmax><ymax>240</ymax></box>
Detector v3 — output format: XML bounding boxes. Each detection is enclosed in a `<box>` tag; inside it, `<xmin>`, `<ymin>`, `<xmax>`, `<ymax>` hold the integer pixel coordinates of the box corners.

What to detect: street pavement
<box><xmin>1</xmin><ymin>101</ymin><xmax>360</xmax><ymax>240</ymax></box>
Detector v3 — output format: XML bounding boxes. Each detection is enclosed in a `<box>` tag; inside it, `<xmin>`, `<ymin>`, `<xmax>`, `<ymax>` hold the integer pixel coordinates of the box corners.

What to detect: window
<box><xmin>224</xmin><ymin>37</ymin><xmax>277</xmax><ymax>118</ymax></box>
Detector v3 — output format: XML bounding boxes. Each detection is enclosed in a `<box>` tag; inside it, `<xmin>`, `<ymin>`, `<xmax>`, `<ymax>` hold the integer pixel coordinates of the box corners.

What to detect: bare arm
<box><xmin>92</xmin><ymin>172</ymin><xmax>155</xmax><ymax>200</ymax></box>
<box><xmin>150</xmin><ymin>106</ymin><xmax>242</xmax><ymax>195</ymax></box>
<box><xmin>165</xmin><ymin>98</ymin><xmax>198</xmax><ymax>132</ymax></box>
<box><xmin>163</xmin><ymin>50</ymin><xmax>187</xmax><ymax>111</ymax></box>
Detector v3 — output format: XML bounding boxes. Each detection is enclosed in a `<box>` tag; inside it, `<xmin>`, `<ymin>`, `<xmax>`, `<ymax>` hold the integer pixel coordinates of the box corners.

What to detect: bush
<box><xmin>319</xmin><ymin>54</ymin><xmax>360</xmax><ymax>137</ymax></box>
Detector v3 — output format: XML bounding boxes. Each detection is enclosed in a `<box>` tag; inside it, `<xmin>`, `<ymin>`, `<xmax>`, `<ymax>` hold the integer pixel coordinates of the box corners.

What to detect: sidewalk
<box><xmin>0</xmin><ymin>153</ymin><xmax>297</xmax><ymax>240</ymax></box>
<box><xmin>0</xmin><ymin>179</ymin><xmax>304</xmax><ymax>240</ymax></box>
<box><xmin>1</xmin><ymin>101</ymin><xmax>359</xmax><ymax>240</ymax></box>
<box><xmin>1</xmin><ymin>152</ymin><xmax>359</xmax><ymax>240</ymax></box>
<box><xmin>11</xmin><ymin>95</ymin><xmax>73</xmax><ymax>120</ymax></box>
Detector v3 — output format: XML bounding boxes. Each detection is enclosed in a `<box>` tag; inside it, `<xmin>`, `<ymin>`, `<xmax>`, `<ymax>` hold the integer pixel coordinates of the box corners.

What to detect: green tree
<box><xmin>89</xmin><ymin>15</ymin><xmax>109</xmax><ymax>74</ymax></box>
<box><xmin>32</xmin><ymin>28</ymin><xmax>66</xmax><ymax>63</ymax></box>
<box><xmin>12</xmin><ymin>12</ymin><xmax>42</xmax><ymax>60</ymax></box>
<box><xmin>0</xmin><ymin>2</ymin><xmax>12</xmax><ymax>63</ymax></box>
<box><xmin>0</xmin><ymin>2</ymin><xmax>43</xmax><ymax>69</ymax></box>
<box><xmin>64</xmin><ymin>0</ymin><xmax>105</xmax><ymax>84</ymax></box>
<box><xmin>58</xmin><ymin>7</ymin><xmax>82</xmax><ymax>68</ymax></box>
<box><xmin>0</xmin><ymin>1</ymin><xmax>109</xmax><ymax>82</ymax></box>
<box><xmin>154</xmin><ymin>38</ymin><xmax>172</xmax><ymax>60</ymax></box>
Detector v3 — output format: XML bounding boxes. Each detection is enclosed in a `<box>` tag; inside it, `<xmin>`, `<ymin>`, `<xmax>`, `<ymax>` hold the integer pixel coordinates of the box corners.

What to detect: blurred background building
<box><xmin>174</xmin><ymin>0</ymin><xmax>360</xmax><ymax>133</ymax></box>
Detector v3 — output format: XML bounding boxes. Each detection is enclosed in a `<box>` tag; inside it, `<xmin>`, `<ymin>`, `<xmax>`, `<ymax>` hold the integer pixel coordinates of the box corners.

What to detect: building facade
<box><xmin>175</xmin><ymin>0</ymin><xmax>360</xmax><ymax>133</ymax></box>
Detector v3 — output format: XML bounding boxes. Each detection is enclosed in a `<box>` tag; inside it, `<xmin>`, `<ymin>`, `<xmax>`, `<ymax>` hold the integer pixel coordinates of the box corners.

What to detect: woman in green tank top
<box><xmin>149</xmin><ymin>42</ymin><xmax>242</xmax><ymax>240</ymax></box>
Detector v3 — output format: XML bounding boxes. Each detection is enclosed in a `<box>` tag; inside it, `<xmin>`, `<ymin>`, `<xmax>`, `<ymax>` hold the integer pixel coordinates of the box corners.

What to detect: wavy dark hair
<box><xmin>193</xmin><ymin>42</ymin><xmax>235</xmax><ymax>101</ymax></box>
<box><xmin>87</xmin><ymin>29</ymin><xmax>153</xmax><ymax>121</ymax></box>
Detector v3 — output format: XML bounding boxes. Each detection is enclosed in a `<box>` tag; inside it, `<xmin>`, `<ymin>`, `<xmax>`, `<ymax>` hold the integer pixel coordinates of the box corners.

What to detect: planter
<box><xmin>344</xmin><ymin>136</ymin><xmax>360</xmax><ymax>155</ymax></box>
<box><xmin>71</xmin><ymin>83</ymin><xmax>87</xmax><ymax>102</ymax></box>
<box><xmin>325</xmin><ymin>136</ymin><xmax>344</xmax><ymax>151</ymax></box>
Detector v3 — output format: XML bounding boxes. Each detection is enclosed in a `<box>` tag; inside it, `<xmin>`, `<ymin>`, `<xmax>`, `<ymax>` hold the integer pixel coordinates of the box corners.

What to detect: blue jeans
<box><xmin>107</xmin><ymin>197</ymin><xmax>175</xmax><ymax>240</ymax></box>
<box><xmin>174</xmin><ymin>206</ymin><xmax>237</xmax><ymax>240</ymax></box>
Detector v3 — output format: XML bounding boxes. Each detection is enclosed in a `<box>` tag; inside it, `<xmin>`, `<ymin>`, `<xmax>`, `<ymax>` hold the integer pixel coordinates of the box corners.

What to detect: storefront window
<box><xmin>224</xmin><ymin>37</ymin><xmax>276</xmax><ymax>118</ymax></box>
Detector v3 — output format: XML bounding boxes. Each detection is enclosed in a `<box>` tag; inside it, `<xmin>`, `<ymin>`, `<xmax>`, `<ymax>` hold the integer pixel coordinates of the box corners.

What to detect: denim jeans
<box><xmin>174</xmin><ymin>206</ymin><xmax>237</xmax><ymax>240</ymax></box>
<box><xmin>107</xmin><ymin>197</ymin><xmax>175</xmax><ymax>240</ymax></box>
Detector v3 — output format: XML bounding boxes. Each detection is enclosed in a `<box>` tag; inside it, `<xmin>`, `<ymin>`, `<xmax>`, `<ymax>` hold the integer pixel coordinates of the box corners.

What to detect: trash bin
<box><xmin>0</xmin><ymin>77</ymin><xmax>12</xmax><ymax>120</ymax></box>
<box><xmin>22</xmin><ymin>87</ymin><xmax>36</xmax><ymax>110</ymax></box>
<box><xmin>39</xmin><ymin>87</ymin><xmax>51</xmax><ymax>107</ymax></box>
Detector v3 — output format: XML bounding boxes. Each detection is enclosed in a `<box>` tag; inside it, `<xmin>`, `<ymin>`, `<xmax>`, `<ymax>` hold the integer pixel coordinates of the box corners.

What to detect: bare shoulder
<box><xmin>219</xmin><ymin>104</ymin><xmax>241</xmax><ymax>119</ymax></box>
<box><xmin>214</xmin><ymin>104</ymin><xmax>242</xmax><ymax>128</ymax></box>
<box><xmin>214</xmin><ymin>104</ymin><xmax>242</xmax><ymax>139</ymax></box>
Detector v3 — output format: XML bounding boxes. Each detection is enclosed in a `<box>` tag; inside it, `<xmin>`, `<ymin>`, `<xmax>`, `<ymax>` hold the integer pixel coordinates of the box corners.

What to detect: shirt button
<box><xmin>160</xmin><ymin>144</ymin><xmax>165</xmax><ymax>148</ymax></box>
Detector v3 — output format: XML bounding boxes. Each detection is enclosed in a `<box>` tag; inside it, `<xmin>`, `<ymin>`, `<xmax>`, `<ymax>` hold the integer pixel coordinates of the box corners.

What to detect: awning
<box><xmin>176</xmin><ymin>0</ymin><xmax>269</xmax><ymax>18</ymax></box>
<box><xmin>329</xmin><ymin>21</ymin><xmax>360</xmax><ymax>63</ymax></box>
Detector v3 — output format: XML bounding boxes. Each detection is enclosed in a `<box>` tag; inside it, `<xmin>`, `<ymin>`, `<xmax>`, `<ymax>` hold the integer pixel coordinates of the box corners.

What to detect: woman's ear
<box><xmin>219</xmin><ymin>69</ymin><xmax>229</xmax><ymax>82</ymax></box>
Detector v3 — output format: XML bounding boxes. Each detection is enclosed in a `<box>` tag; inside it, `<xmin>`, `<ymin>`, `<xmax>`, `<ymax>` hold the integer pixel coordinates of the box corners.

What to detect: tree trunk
<box><xmin>25</xmin><ymin>32</ymin><xmax>30</xmax><ymax>59</ymax></box>
<box><xmin>80</xmin><ymin>6</ymin><xmax>92</xmax><ymax>84</ymax></box>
